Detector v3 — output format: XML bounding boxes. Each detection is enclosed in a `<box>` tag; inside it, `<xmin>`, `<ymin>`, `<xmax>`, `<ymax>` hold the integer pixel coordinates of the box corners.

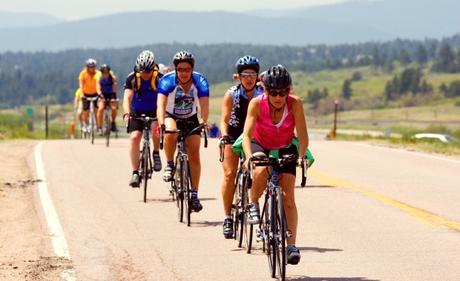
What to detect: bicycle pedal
<box><xmin>286</xmin><ymin>230</ymin><xmax>293</xmax><ymax>238</ymax></box>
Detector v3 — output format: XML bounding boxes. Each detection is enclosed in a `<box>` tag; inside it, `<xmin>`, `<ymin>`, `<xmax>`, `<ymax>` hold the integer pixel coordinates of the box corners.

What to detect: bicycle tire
<box><xmin>243</xmin><ymin>172</ymin><xmax>253</xmax><ymax>253</ymax></box>
<box><xmin>268</xmin><ymin>194</ymin><xmax>276</xmax><ymax>278</ymax></box>
<box><xmin>105</xmin><ymin>108</ymin><xmax>110</xmax><ymax>147</ymax></box>
<box><xmin>276</xmin><ymin>190</ymin><xmax>287</xmax><ymax>281</ymax></box>
<box><xmin>232</xmin><ymin>170</ymin><xmax>242</xmax><ymax>241</ymax></box>
<box><xmin>183</xmin><ymin>160</ymin><xmax>191</xmax><ymax>227</ymax></box>
<box><xmin>175</xmin><ymin>159</ymin><xmax>184</xmax><ymax>223</ymax></box>
<box><xmin>237</xmin><ymin>173</ymin><xmax>245</xmax><ymax>248</ymax></box>
<box><xmin>90</xmin><ymin>112</ymin><xmax>95</xmax><ymax>144</ymax></box>
<box><xmin>142</xmin><ymin>143</ymin><xmax>150</xmax><ymax>203</ymax></box>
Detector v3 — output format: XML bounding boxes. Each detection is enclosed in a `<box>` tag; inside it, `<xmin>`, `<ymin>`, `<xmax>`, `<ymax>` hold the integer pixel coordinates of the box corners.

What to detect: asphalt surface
<box><xmin>36</xmin><ymin>138</ymin><xmax>460</xmax><ymax>281</ymax></box>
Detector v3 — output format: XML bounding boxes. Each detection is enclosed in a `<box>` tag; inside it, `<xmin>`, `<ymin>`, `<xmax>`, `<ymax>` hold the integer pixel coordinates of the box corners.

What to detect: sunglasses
<box><xmin>268</xmin><ymin>89</ymin><xmax>290</xmax><ymax>97</ymax></box>
<box><xmin>176</xmin><ymin>67</ymin><xmax>193</xmax><ymax>73</ymax></box>
<box><xmin>239</xmin><ymin>72</ymin><xmax>258</xmax><ymax>78</ymax></box>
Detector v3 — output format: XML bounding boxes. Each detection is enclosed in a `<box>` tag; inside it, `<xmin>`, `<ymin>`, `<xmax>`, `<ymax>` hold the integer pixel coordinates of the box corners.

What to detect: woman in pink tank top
<box><xmin>241</xmin><ymin>65</ymin><xmax>309</xmax><ymax>265</ymax></box>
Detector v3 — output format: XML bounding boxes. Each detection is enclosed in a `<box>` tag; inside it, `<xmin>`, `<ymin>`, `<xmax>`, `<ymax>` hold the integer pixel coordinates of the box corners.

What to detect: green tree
<box><xmin>342</xmin><ymin>79</ymin><xmax>352</xmax><ymax>100</ymax></box>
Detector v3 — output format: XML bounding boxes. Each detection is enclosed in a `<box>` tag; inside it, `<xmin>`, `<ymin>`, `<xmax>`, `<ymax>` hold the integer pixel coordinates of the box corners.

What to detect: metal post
<box><xmin>332</xmin><ymin>100</ymin><xmax>338</xmax><ymax>138</ymax></box>
<box><xmin>45</xmin><ymin>105</ymin><xmax>49</xmax><ymax>139</ymax></box>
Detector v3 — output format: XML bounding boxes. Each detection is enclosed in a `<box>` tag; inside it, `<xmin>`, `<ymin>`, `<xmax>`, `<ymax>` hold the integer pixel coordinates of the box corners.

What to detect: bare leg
<box><xmin>280</xmin><ymin>173</ymin><xmax>297</xmax><ymax>245</ymax></box>
<box><xmin>221</xmin><ymin>146</ymin><xmax>239</xmax><ymax>216</ymax></box>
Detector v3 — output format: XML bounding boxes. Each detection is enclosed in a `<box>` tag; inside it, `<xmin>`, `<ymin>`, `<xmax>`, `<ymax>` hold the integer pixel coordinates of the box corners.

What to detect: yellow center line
<box><xmin>309</xmin><ymin>170</ymin><xmax>460</xmax><ymax>232</ymax></box>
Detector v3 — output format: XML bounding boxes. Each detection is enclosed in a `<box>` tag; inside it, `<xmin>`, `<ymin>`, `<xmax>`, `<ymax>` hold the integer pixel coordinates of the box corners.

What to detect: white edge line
<box><xmin>348</xmin><ymin>141</ymin><xmax>460</xmax><ymax>165</ymax></box>
<box><xmin>34</xmin><ymin>142</ymin><xmax>76</xmax><ymax>281</ymax></box>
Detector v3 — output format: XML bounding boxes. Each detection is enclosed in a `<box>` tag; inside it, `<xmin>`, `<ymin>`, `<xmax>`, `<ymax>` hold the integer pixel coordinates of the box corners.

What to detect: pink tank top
<box><xmin>253</xmin><ymin>94</ymin><xmax>295</xmax><ymax>150</ymax></box>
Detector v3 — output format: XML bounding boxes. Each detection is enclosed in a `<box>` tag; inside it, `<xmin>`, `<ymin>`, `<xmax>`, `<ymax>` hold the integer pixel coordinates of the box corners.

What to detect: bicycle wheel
<box><xmin>268</xmin><ymin>194</ymin><xmax>277</xmax><ymax>278</ymax></box>
<box><xmin>243</xmin><ymin>172</ymin><xmax>253</xmax><ymax>253</ymax></box>
<box><xmin>142</xmin><ymin>143</ymin><xmax>150</xmax><ymax>203</ymax></box>
<box><xmin>236</xmin><ymin>172</ymin><xmax>245</xmax><ymax>248</ymax></box>
<box><xmin>104</xmin><ymin>109</ymin><xmax>111</xmax><ymax>147</ymax></box>
<box><xmin>175</xmin><ymin>158</ymin><xmax>184</xmax><ymax>222</ymax></box>
<box><xmin>183</xmin><ymin>160</ymin><xmax>191</xmax><ymax>227</ymax></box>
<box><xmin>232</xmin><ymin>170</ymin><xmax>242</xmax><ymax>241</ymax></box>
<box><xmin>276</xmin><ymin>190</ymin><xmax>287</xmax><ymax>281</ymax></box>
<box><xmin>90</xmin><ymin>112</ymin><xmax>95</xmax><ymax>144</ymax></box>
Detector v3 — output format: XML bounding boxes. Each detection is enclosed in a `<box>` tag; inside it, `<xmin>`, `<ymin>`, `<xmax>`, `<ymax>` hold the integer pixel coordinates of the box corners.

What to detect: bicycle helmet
<box><xmin>173</xmin><ymin>51</ymin><xmax>195</xmax><ymax>67</ymax></box>
<box><xmin>235</xmin><ymin>55</ymin><xmax>260</xmax><ymax>74</ymax></box>
<box><xmin>263</xmin><ymin>65</ymin><xmax>292</xmax><ymax>89</ymax></box>
<box><xmin>135</xmin><ymin>50</ymin><xmax>156</xmax><ymax>72</ymax></box>
<box><xmin>85</xmin><ymin>58</ymin><xmax>97</xmax><ymax>68</ymax></box>
<box><xmin>99</xmin><ymin>64</ymin><xmax>111</xmax><ymax>72</ymax></box>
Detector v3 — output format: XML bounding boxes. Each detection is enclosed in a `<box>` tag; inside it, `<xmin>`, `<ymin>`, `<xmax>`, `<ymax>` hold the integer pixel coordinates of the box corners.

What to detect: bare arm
<box><xmin>157</xmin><ymin>94</ymin><xmax>168</xmax><ymax>126</ymax></box>
<box><xmin>112</xmin><ymin>75</ymin><xmax>118</xmax><ymax>94</ymax></box>
<box><xmin>292</xmin><ymin>95</ymin><xmax>309</xmax><ymax>158</ymax></box>
<box><xmin>242</xmin><ymin>98</ymin><xmax>260</xmax><ymax>159</ymax></box>
<box><xmin>199</xmin><ymin>96</ymin><xmax>209</xmax><ymax>124</ymax></box>
<box><xmin>123</xmin><ymin>89</ymin><xmax>133</xmax><ymax>121</ymax></box>
<box><xmin>96</xmin><ymin>78</ymin><xmax>102</xmax><ymax>96</ymax></box>
<box><xmin>220</xmin><ymin>92</ymin><xmax>233</xmax><ymax>136</ymax></box>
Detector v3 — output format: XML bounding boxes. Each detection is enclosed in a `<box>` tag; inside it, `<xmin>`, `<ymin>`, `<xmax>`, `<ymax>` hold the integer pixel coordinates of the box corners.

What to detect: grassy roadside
<box><xmin>334</xmin><ymin>133</ymin><xmax>460</xmax><ymax>156</ymax></box>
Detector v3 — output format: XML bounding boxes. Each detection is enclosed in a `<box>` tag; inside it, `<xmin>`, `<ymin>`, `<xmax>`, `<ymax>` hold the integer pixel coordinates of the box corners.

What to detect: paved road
<box><xmin>35</xmin><ymin>138</ymin><xmax>460</xmax><ymax>281</ymax></box>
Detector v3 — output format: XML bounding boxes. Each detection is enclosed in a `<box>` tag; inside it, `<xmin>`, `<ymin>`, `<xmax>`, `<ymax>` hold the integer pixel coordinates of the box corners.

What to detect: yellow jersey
<box><xmin>79</xmin><ymin>68</ymin><xmax>100</xmax><ymax>95</ymax></box>
<box><xmin>75</xmin><ymin>88</ymin><xmax>82</xmax><ymax>101</ymax></box>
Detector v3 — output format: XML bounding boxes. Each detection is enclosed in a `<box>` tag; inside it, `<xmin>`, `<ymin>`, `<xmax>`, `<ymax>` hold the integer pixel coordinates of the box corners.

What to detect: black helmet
<box><xmin>85</xmin><ymin>58</ymin><xmax>97</xmax><ymax>68</ymax></box>
<box><xmin>173</xmin><ymin>51</ymin><xmax>195</xmax><ymax>67</ymax></box>
<box><xmin>263</xmin><ymin>65</ymin><xmax>292</xmax><ymax>89</ymax></box>
<box><xmin>100</xmin><ymin>64</ymin><xmax>111</xmax><ymax>72</ymax></box>
<box><xmin>135</xmin><ymin>50</ymin><xmax>155</xmax><ymax>72</ymax></box>
<box><xmin>235</xmin><ymin>55</ymin><xmax>260</xmax><ymax>74</ymax></box>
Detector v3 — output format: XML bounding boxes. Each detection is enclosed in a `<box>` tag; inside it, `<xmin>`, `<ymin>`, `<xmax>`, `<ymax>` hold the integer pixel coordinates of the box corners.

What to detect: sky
<box><xmin>0</xmin><ymin>0</ymin><xmax>348</xmax><ymax>20</ymax></box>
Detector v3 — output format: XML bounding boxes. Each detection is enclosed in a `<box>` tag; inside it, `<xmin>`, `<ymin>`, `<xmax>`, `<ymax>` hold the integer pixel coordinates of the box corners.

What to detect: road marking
<box><xmin>309</xmin><ymin>170</ymin><xmax>460</xmax><ymax>232</ymax></box>
<box><xmin>348</xmin><ymin>142</ymin><xmax>460</xmax><ymax>165</ymax></box>
<box><xmin>35</xmin><ymin>142</ymin><xmax>76</xmax><ymax>281</ymax></box>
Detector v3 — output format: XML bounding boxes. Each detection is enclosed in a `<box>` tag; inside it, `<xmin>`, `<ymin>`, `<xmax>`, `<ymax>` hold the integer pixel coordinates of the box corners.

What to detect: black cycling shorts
<box><xmin>166</xmin><ymin>113</ymin><xmax>201</xmax><ymax>136</ymax></box>
<box><xmin>251</xmin><ymin>142</ymin><xmax>298</xmax><ymax>176</ymax></box>
<box><xmin>127</xmin><ymin>111</ymin><xmax>157</xmax><ymax>133</ymax></box>
<box><xmin>101</xmin><ymin>92</ymin><xmax>117</xmax><ymax>100</ymax></box>
<box><xmin>82</xmin><ymin>93</ymin><xmax>99</xmax><ymax>111</ymax></box>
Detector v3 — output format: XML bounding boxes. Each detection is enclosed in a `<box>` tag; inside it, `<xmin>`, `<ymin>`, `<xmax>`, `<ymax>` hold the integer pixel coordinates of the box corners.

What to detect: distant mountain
<box><xmin>0</xmin><ymin>11</ymin><xmax>390</xmax><ymax>52</ymax></box>
<box><xmin>285</xmin><ymin>0</ymin><xmax>460</xmax><ymax>40</ymax></box>
<box><xmin>0</xmin><ymin>0</ymin><xmax>459</xmax><ymax>52</ymax></box>
<box><xmin>0</xmin><ymin>11</ymin><xmax>63</xmax><ymax>29</ymax></box>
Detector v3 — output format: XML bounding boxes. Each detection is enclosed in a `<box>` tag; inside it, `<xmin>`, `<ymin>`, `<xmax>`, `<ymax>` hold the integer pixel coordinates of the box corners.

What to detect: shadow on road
<box><xmin>297</xmin><ymin>246</ymin><xmax>343</xmax><ymax>253</ymax></box>
<box><xmin>296</xmin><ymin>185</ymin><xmax>335</xmax><ymax>189</ymax></box>
<box><xmin>288</xmin><ymin>277</ymin><xmax>379</xmax><ymax>281</ymax></box>
<box><xmin>191</xmin><ymin>220</ymin><xmax>221</xmax><ymax>227</ymax></box>
<box><xmin>144</xmin><ymin>198</ymin><xmax>174</xmax><ymax>203</ymax></box>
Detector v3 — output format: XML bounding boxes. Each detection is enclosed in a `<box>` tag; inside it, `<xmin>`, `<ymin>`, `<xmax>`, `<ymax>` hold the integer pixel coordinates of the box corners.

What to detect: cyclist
<box><xmin>79</xmin><ymin>58</ymin><xmax>101</xmax><ymax>133</ymax></box>
<box><xmin>241</xmin><ymin>65</ymin><xmax>308</xmax><ymax>265</ymax></box>
<box><xmin>97</xmin><ymin>64</ymin><xmax>118</xmax><ymax>132</ymax></box>
<box><xmin>74</xmin><ymin>88</ymin><xmax>83</xmax><ymax>130</ymax></box>
<box><xmin>123</xmin><ymin>50</ymin><xmax>163</xmax><ymax>187</ymax></box>
<box><xmin>219</xmin><ymin>56</ymin><xmax>264</xmax><ymax>239</ymax></box>
<box><xmin>157</xmin><ymin>51</ymin><xmax>209</xmax><ymax>213</ymax></box>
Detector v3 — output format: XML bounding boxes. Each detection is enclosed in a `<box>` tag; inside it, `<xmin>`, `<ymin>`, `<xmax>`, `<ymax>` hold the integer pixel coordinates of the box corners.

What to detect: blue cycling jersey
<box><xmin>157</xmin><ymin>71</ymin><xmax>210</xmax><ymax>118</ymax></box>
<box><xmin>99</xmin><ymin>75</ymin><xmax>114</xmax><ymax>94</ymax></box>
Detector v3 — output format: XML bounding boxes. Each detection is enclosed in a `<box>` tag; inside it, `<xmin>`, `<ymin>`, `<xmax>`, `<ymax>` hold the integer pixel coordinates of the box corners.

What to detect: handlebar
<box><xmin>218</xmin><ymin>136</ymin><xmax>235</xmax><ymax>163</ymax></box>
<box><xmin>159</xmin><ymin>123</ymin><xmax>208</xmax><ymax>150</ymax></box>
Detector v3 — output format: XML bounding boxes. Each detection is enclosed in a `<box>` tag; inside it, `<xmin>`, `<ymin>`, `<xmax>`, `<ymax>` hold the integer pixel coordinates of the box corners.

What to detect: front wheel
<box><xmin>104</xmin><ymin>109</ymin><xmax>111</xmax><ymax>147</ymax></box>
<box><xmin>276</xmin><ymin>191</ymin><xmax>287</xmax><ymax>281</ymax></box>
<box><xmin>142</xmin><ymin>145</ymin><xmax>150</xmax><ymax>203</ymax></box>
<box><xmin>183</xmin><ymin>160</ymin><xmax>191</xmax><ymax>227</ymax></box>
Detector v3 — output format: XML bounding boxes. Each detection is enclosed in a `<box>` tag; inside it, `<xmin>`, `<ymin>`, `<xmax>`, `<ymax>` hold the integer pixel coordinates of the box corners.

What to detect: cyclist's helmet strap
<box><xmin>263</xmin><ymin>64</ymin><xmax>292</xmax><ymax>89</ymax></box>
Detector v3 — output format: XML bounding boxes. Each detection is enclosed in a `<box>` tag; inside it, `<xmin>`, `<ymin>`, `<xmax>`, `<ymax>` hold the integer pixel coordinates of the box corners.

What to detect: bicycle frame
<box><xmin>160</xmin><ymin>121</ymin><xmax>208</xmax><ymax>226</ymax></box>
<box><xmin>131</xmin><ymin>114</ymin><xmax>156</xmax><ymax>203</ymax></box>
<box><xmin>85</xmin><ymin>96</ymin><xmax>99</xmax><ymax>144</ymax></box>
